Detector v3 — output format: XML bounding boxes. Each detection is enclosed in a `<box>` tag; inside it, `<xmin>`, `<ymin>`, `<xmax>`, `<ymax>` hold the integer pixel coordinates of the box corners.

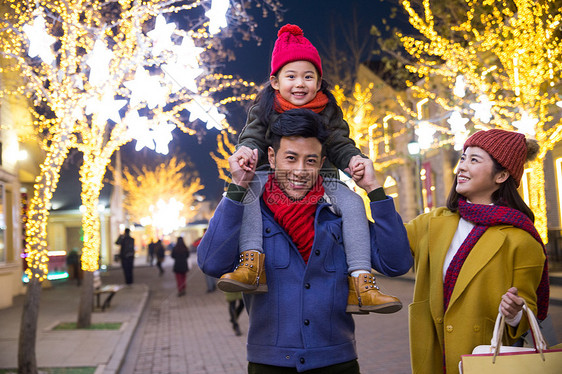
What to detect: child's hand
<box><xmin>228</xmin><ymin>146</ymin><xmax>258</xmax><ymax>188</ymax></box>
<box><xmin>500</xmin><ymin>287</ymin><xmax>524</xmax><ymax>320</ymax></box>
<box><xmin>347</xmin><ymin>155</ymin><xmax>365</xmax><ymax>179</ymax></box>
<box><xmin>348</xmin><ymin>156</ymin><xmax>381</xmax><ymax>193</ymax></box>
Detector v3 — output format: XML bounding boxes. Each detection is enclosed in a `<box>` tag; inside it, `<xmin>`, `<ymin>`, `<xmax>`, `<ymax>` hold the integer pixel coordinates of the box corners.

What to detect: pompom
<box><xmin>278</xmin><ymin>24</ymin><xmax>303</xmax><ymax>37</ymax></box>
<box><xmin>525</xmin><ymin>138</ymin><xmax>540</xmax><ymax>162</ymax></box>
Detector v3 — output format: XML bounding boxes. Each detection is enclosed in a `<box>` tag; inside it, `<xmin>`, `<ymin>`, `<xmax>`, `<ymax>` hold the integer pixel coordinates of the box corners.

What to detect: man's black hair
<box><xmin>270</xmin><ymin>109</ymin><xmax>329</xmax><ymax>152</ymax></box>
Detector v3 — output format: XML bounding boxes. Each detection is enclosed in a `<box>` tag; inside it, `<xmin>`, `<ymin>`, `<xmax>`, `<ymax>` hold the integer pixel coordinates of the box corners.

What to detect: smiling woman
<box><xmin>405</xmin><ymin>128</ymin><xmax>548</xmax><ymax>374</ymax></box>
<box><xmin>455</xmin><ymin>146</ymin><xmax>509</xmax><ymax>205</ymax></box>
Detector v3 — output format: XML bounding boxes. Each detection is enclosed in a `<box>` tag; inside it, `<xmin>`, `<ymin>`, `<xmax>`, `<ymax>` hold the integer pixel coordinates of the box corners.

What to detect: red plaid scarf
<box><xmin>274</xmin><ymin>91</ymin><xmax>329</xmax><ymax>114</ymax></box>
<box><xmin>262</xmin><ymin>174</ymin><xmax>324</xmax><ymax>263</ymax></box>
<box><xmin>443</xmin><ymin>198</ymin><xmax>549</xmax><ymax>320</ymax></box>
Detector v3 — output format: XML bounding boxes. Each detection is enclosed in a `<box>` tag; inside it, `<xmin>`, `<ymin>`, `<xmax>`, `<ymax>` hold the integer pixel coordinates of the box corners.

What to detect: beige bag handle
<box><xmin>490</xmin><ymin>301</ymin><xmax>547</xmax><ymax>362</ymax></box>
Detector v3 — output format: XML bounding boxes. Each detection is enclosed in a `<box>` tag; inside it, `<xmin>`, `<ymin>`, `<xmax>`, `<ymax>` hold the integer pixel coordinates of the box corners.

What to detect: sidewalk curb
<box><xmin>102</xmin><ymin>284</ymin><xmax>150</xmax><ymax>374</ymax></box>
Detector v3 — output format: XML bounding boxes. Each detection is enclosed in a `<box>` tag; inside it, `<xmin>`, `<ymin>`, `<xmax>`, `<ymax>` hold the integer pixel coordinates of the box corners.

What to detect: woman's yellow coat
<box><xmin>405</xmin><ymin>207</ymin><xmax>546</xmax><ymax>374</ymax></box>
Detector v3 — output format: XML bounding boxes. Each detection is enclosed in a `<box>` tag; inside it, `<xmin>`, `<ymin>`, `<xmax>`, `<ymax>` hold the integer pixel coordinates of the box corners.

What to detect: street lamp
<box><xmin>408</xmin><ymin>140</ymin><xmax>424</xmax><ymax>215</ymax></box>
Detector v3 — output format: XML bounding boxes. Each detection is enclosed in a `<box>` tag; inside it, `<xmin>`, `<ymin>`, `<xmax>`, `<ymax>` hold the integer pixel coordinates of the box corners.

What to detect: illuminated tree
<box><xmin>1</xmin><ymin>0</ymin><xmax>282</xmax><ymax>370</ymax></box>
<box><xmin>379</xmin><ymin>0</ymin><xmax>562</xmax><ymax>242</ymax></box>
<box><xmin>333</xmin><ymin>83</ymin><xmax>409</xmax><ymax>171</ymax></box>
<box><xmin>210</xmin><ymin>130</ymin><xmax>237</xmax><ymax>182</ymax></box>
<box><xmin>121</xmin><ymin>156</ymin><xmax>204</xmax><ymax>236</ymax></box>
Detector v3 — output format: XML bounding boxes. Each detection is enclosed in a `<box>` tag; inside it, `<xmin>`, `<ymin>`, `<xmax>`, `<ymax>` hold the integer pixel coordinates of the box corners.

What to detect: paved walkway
<box><xmin>0</xmin><ymin>266</ymin><xmax>148</xmax><ymax>373</ymax></box>
<box><xmin>120</xmin><ymin>257</ymin><xmax>415</xmax><ymax>373</ymax></box>
<box><xmin>0</xmin><ymin>256</ymin><xmax>561</xmax><ymax>374</ymax></box>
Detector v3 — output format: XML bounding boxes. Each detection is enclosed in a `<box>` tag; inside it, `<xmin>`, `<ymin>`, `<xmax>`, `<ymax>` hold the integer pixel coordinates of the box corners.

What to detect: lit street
<box><xmin>118</xmin><ymin>256</ymin><xmax>562</xmax><ymax>374</ymax></box>
<box><xmin>119</xmin><ymin>256</ymin><xmax>413</xmax><ymax>373</ymax></box>
<box><xmin>1</xmin><ymin>0</ymin><xmax>562</xmax><ymax>373</ymax></box>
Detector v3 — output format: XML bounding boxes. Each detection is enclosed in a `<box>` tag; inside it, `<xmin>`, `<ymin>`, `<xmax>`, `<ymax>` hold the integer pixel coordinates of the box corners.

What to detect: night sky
<box><xmin>52</xmin><ymin>0</ymin><xmax>405</xmax><ymax>210</ymax></box>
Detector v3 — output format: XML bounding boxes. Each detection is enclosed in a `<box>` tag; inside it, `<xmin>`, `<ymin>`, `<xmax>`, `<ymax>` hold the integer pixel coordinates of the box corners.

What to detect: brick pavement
<box><xmin>121</xmin><ymin>258</ymin><xmax>562</xmax><ymax>374</ymax></box>
<box><xmin>120</xmin><ymin>257</ymin><xmax>414</xmax><ymax>374</ymax></box>
<box><xmin>120</xmin><ymin>257</ymin><xmax>249</xmax><ymax>374</ymax></box>
<box><xmin>1</xmin><ymin>254</ymin><xmax>560</xmax><ymax>373</ymax></box>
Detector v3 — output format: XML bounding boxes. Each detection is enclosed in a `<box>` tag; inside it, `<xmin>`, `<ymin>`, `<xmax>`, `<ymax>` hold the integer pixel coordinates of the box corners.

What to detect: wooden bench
<box><xmin>93</xmin><ymin>271</ymin><xmax>124</xmax><ymax>311</ymax></box>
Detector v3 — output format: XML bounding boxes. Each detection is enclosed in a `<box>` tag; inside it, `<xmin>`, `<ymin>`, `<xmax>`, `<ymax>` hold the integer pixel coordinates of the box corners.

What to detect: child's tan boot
<box><xmin>217</xmin><ymin>250</ymin><xmax>268</xmax><ymax>294</ymax></box>
<box><xmin>346</xmin><ymin>273</ymin><xmax>402</xmax><ymax>314</ymax></box>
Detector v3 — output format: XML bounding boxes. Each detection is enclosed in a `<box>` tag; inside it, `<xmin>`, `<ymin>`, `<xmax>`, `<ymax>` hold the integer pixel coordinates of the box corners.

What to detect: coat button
<box><xmin>474</xmin><ymin>325</ymin><xmax>480</xmax><ymax>332</ymax></box>
<box><xmin>304</xmin><ymin>319</ymin><xmax>310</xmax><ymax>326</ymax></box>
<box><xmin>436</xmin><ymin>317</ymin><xmax>443</xmax><ymax>324</ymax></box>
<box><xmin>446</xmin><ymin>325</ymin><xmax>453</xmax><ymax>332</ymax></box>
<box><xmin>315</xmin><ymin>250</ymin><xmax>320</xmax><ymax>256</ymax></box>
<box><xmin>265</xmin><ymin>228</ymin><xmax>271</xmax><ymax>233</ymax></box>
<box><xmin>300</xmin><ymin>358</ymin><xmax>305</xmax><ymax>364</ymax></box>
<box><xmin>304</xmin><ymin>283</ymin><xmax>311</xmax><ymax>289</ymax></box>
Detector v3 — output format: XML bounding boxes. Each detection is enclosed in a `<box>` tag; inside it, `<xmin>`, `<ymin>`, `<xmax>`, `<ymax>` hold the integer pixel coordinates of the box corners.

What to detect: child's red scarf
<box><xmin>274</xmin><ymin>91</ymin><xmax>329</xmax><ymax>114</ymax></box>
<box><xmin>262</xmin><ymin>174</ymin><xmax>324</xmax><ymax>263</ymax></box>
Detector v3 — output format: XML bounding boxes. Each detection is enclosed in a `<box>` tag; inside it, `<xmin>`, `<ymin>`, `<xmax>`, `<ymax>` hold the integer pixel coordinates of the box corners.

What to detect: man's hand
<box><xmin>346</xmin><ymin>155</ymin><xmax>381</xmax><ymax>193</ymax></box>
<box><xmin>500</xmin><ymin>287</ymin><xmax>524</xmax><ymax>320</ymax></box>
<box><xmin>228</xmin><ymin>146</ymin><xmax>258</xmax><ymax>189</ymax></box>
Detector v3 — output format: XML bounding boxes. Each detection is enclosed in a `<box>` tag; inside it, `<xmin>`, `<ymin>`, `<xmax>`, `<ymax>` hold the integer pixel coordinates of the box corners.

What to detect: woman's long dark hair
<box><xmin>446</xmin><ymin>155</ymin><xmax>535</xmax><ymax>222</ymax></box>
<box><xmin>174</xmin><ymin>237</ymin><xmax>188</xmax><ymax>252</ymax></box>
<box><xmin>252</xmin><ymin>78</ymin><xmax>336</xmax><ymax>125</ymax></box>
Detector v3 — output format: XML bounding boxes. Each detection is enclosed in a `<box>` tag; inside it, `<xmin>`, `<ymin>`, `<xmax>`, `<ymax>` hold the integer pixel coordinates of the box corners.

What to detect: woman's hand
<box><xmin>500</xmin><ymin>287</ymin><xmax>524</xmax><ymax>319</ymax></box>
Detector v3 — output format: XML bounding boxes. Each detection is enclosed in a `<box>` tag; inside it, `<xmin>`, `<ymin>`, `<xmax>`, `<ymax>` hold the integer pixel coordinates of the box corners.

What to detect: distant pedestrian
<box><xmin>171</xmin><ymin>237</ymin><xmax>190</xmax><ymax>297</ymax></box>
<box><xmin>225</xmin><ymin>291</ymin><xmax>244</xmax><ymax>336</ymax></box>
<box><xmin>66</xmin><ymin>249</ymin><xmax>82</xmax><ymax>286</ymax></box>
<box><xmin>155</xmin><ymin>239</ymin><xmax>165</xmax><ymax>276</ymax></box>
<box><xmin>147</xmin><ymin>240</ymin><xmax>155</xmax><ymax>266</ymax></box>
<box><xmin>192</xmin><ymin>231</ymin><xmax>216</xmax><ymax>292</ymax></box>
<box><xmin>116</xmin><ymin>228</ymin><xmax>135</xmax><ymax>285</ymax></box>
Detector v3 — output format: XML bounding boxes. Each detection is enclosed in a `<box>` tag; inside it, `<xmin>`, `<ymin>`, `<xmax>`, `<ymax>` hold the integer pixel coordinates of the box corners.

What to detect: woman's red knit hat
<box><xmin>270</xmin><ymin>24</ymin><xmax>322</xmax><ymax>77</ymax></box>
<box><xmin>463</xmin><ymin>129</ymin><xmax>527</xmax><ymax>186</ymax></box>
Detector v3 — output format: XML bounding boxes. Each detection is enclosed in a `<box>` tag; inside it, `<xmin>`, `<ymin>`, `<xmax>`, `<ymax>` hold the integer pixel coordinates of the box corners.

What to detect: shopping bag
<box><xmin>459</xmin><ymin>301</ymin><xmax>562</xmax><ymax>373</ymax></box>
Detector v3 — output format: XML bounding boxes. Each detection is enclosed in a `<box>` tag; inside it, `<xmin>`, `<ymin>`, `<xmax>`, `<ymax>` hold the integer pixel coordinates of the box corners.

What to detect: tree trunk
<box><xmin>18</xmin><ymin>137</ymin><xmax>71</xmax><ymax>373</ymax></box>
<box><xmin>76</xmin><ymin>157</ymin><xmax>106</xmax><ymax>328</ymax></box>
<box><xmin>77</xmin><ymin>271</ymin><xmax>94</xmax><ymax>328</ymax></box>
<box><xmin>17</xmin><ymin>278</ymin><xmax>41</xmax><ymax>374</ymax></box>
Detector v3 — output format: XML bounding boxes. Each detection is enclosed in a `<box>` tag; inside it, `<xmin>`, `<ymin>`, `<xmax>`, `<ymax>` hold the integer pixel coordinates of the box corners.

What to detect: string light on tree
<box><xmin>22</xmin><ymin>14</ymin><xmax>56</xmax><ymax>64</ymax></box>
<box><xmin>206</xmin><ymin>0</ymin><xmax>230</xmax><ymax>34</ymax></box>
<box><xmin>453</xmin><ymin>75</ymin><xmax>466</xmax><ymax>98</ymax></box>
<box><xmin>147</xmin><ymin>14</ymin><xmax>177</xmax><ymax>56</ymax></box>
<box><xmin>416</xmin><ymin>121</ymin><xmax>437</xmax><ymax>150</ymax></box>
<box><xmin>121</xmin><ymin>157</ymin><xmax>204</xmax><ymax>237</ymax></box>
<box><xmin>469</xmin><ymin>95</ymin><xmax>495</xmax><ymax>124</ymax></box>
<box><xmin>447</xmin><ymin>111</ymin><xmax>470</xmax><ymax>150</ymax></box>
<box><xmin>513</xmin><ymin>111</ymin><xmax>539</xmax><ymax>137</ymax></box>
<box><xmin>124</xmin><ymin>67</ymin><xmax>169</xmax><ymax>109</ymax></box>
<box><xmin>386</xmin><ymin>0</ymin><xmax>562</xmax><ymax>242</ymax></box>
<box><xmin>1</xmin><ymin>0</ymin><xmax>284</xmax><ymax>286</ymax></box>
<box><xmin>84</xmin><ymin>92</ymin><xmax>127</xmax><ymax>123</ymax></box>
<box><xmin>185</xmin><ymin>97</ymin><xmax>226</xmax><ymax>129</ymax></box>
<box><xmin>162</xmin><ymin>63</ymin><xmax>203</xmax><ymax>93</ymax></box>
<box><xmin>150</xmin><ymin>198</ymin><xmax>186</xmax><ymax>235</ymax></box>
<box><xmin>152</xmin><ymin>121</ymin><xmax>176</xmax><ymax>155</ymax></box>
<box><xmin>123</xmin><ymin>111</ymin><xmax>154</xmax><ymax>151</ymax></box>
<box><xmin>173</xmin><ymin>36</ymin><xmax>204</xmax><ymax>68</ymax></box>
<box><xmin>86</xmin><ymin>40</ymin><xmax>113</xmax><ymax>87</ymax></box>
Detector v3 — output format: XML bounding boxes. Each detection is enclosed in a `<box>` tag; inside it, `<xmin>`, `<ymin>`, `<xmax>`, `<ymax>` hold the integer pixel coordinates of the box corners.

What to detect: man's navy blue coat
<box><xmin>198</xmin><ymin>194</ymin><xmax>412</xmax><ymax>372</ymax></box>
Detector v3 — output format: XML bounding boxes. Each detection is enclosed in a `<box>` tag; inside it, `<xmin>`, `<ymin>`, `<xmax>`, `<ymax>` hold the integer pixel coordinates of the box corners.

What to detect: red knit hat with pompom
<box><xmin>270</xmin><ymin>24</ymin><xmax>322</xmax><ymax>76</ymax></box>
<box><xmin>463</xmin><ymin>129</ymin><xmax>527</xmax><ymax>186</ymax></box>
